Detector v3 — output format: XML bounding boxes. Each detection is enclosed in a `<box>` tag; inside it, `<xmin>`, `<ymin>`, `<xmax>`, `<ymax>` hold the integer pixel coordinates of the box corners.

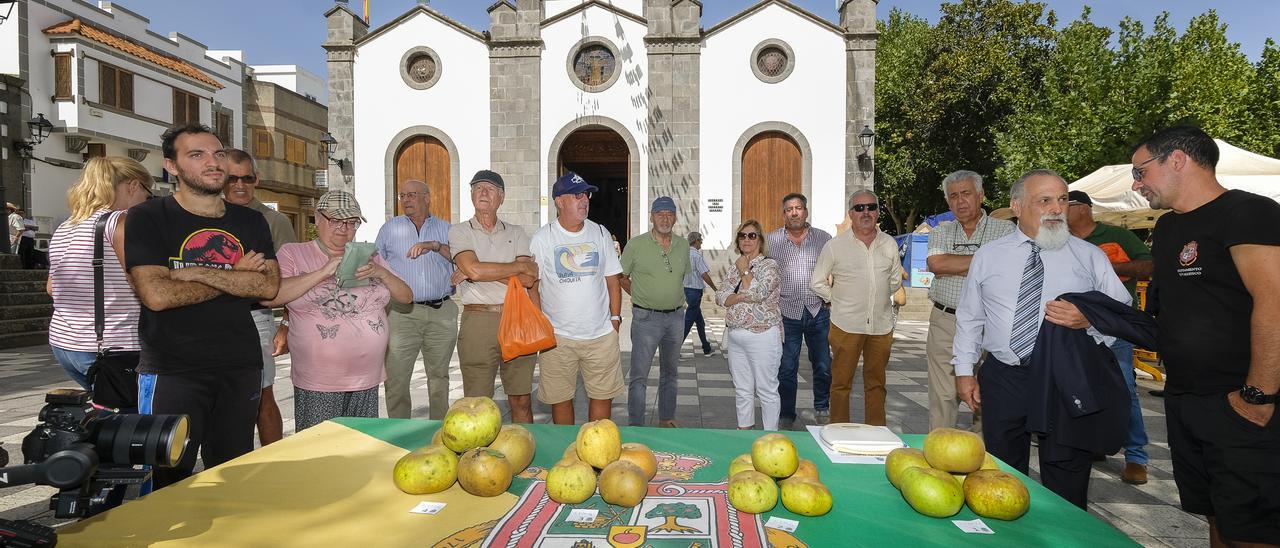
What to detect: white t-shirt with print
<box><xmin>530</xmin><ymin>219</ymin><xmax>622</xmax><ymax>340</ymax></box>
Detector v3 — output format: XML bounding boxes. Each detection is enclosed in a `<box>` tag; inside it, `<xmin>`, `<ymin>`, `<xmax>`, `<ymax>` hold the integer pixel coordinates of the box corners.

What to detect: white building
<box><xmin>250</xmin><ymin>65</ymin><xmax>327</xmax><ymax>106</ymax></box>
<box><xmin>0</xmin><ymin>0</ymin><xmax>246</xmax><ymax>227</ymax></box>
<box><xmin>326</xmin><ymin>0</ymin><xmax>877</xmax><ymax>250</ymax></box>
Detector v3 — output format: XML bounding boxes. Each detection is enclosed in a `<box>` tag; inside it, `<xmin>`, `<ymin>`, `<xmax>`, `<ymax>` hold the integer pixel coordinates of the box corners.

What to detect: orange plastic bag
<box><xmin>498</xmin><ymin>276</ymin><xmax>557</xmax><ymax>361</ymax></box>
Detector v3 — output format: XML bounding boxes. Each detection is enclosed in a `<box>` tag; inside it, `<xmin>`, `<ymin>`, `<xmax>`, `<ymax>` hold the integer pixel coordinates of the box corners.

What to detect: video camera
<box><xmin>0</xmin><ymin>389</ymin><xmax>189</xmax><ymax>520</ymax></box>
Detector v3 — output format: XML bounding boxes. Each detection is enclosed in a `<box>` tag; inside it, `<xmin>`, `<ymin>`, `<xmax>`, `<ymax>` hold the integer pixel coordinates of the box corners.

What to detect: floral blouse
<box><xmin>715</xmin><ymin>254</ymin><xmax>782</xmax><ymax>333</ymax></box>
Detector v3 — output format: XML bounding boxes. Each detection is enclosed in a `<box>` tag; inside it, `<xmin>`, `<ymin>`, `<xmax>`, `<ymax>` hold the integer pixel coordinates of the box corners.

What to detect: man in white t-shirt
<box><xmin>529</xmin><ymin>172</ymin><xmax>624</xmax><ymax>425</ymax></box>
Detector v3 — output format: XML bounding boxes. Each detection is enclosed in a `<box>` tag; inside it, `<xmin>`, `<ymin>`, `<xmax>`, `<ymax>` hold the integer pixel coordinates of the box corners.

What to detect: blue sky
<box><xmin>116</xmin><ymin>0</ymin><xmax>1276</xmax><ymax>79</ymax></box>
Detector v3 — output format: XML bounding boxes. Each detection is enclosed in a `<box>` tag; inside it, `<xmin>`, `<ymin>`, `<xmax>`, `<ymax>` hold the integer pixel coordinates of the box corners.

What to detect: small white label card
<box><xmin>409</xmin><ymin>501</ymin><xmax>447</xmax><ymax>515</ymax></box>
<box><xmin>952</xmin><ymin>518</ymin><xmax>995</xmax><ymax>534</ymax></box>
<box><xmin>764</xmin><ymin>516</ymin><xmax>799</xmax><ymax>533</ymax></box>
<box><xmin>566</xmin><ymin>508</ymin><xmax>599</xmax><ymax>523</ymax></box>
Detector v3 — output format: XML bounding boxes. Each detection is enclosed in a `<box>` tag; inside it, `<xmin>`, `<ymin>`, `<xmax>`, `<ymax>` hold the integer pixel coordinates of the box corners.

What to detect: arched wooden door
<box><xmin>394</xmin><ymin>135</ymin><xmax>451</xmax><ymax>220</ymax></box>
<box><xmin>741</xmin><ymin>131</ymin><xmax>801</xmax><ymax>233</ymax></box>
<box><xmin>559</xmin><ymin>128</ymin><xmax>629</xmax><ymax>243</ymax></box>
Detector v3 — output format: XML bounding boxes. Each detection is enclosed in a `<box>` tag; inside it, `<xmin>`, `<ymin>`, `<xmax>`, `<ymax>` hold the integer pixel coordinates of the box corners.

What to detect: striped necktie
<box><xmin>1009</xmin><ymin>240</ymin><xmax>1043</xmax><ymax>363</ymax></box>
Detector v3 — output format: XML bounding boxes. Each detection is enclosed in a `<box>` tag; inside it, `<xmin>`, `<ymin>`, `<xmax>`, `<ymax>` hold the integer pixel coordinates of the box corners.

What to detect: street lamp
<box><xmin>858</xmin><ymin>124</ymin><xmax>876</xmax><ymax>157</ymax></box>
<box><xmin>3</xmin><ymin>113</ymin><xmax>55</xmax><ymax>253</ymax></box>
<box><xmin>319</xmin><ymin>132</ymin><xmax>345</xmax><ymax>169</ymax></box>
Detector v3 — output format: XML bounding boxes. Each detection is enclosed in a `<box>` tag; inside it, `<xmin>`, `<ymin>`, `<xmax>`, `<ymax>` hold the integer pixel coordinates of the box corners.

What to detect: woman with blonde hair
<box><xmin>715</xmin><ymin>219</ymin><xmax>784</xmax><ymax>430</ymax></box>
<box><xmin>47</xmin><ymin>156</ymin><xmax>153</xmax><ymax>389</ymax></box>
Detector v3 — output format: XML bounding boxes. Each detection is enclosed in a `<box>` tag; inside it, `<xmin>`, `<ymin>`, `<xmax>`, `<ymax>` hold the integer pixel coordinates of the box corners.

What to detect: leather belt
<box><xmin>933</xmin><ymin>302</ymin><xmax>957</xmax><ymax>315</ymax></box>
<box><xmin>463</xmin><ymin>304</ymin><xmax>503</xmax><ymax>312</ymax></box>
<box><xmin>415</xmin><ymin>296</ymin><xmax>450</xmax><ymax>309</ymax></box>
<box><xmin>633</xmin><ymin>304</ymin><xmax>680</xmax><ymax>314</ymax></box>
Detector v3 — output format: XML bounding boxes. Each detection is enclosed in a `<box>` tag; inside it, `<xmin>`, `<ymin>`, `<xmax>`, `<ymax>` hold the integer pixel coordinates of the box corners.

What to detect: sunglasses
<box><xmin>226</xmin><ymin>175</ymin><xmax>258</xmax><ymax>185</ymax></box>
<box><xmin>1131</xmin><ymin>152</ymin><xmax>1170</xmax><ymax>182</ymax></box>
<box><xmin>140</xmin><ymin>182</ymin><xmax>156</xmax><ymax>199</ymax></box>
<box><xmin>851</xmin><ymin>203</ymin><xmax>879</xmax><ymax>212</ymax></box>
<box><xmin>736</xmin><ymin>232</ymin><xmax>759</xmax><ymax>241</ymax></box>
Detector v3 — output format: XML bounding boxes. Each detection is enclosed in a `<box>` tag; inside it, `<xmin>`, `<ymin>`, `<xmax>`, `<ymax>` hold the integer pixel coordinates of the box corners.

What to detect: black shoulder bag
<box><xmin>85</xmin><ymin>213</ymin><xmax>140</xmax><ymax>411</ymax></box>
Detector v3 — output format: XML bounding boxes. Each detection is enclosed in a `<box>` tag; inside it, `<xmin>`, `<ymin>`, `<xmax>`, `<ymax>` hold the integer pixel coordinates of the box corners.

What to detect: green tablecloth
<box><xmin>343</xmin><ymin>418</ymin><xmax>1136</xmax><ymax>547</ymax></box>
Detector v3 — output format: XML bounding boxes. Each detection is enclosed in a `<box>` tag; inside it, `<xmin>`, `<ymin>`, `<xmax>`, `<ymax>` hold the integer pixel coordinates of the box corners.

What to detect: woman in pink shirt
<box><xmin>262</xmin><ymin>191</ymin><xmax>411</xmax><ymax>431</ymax></box>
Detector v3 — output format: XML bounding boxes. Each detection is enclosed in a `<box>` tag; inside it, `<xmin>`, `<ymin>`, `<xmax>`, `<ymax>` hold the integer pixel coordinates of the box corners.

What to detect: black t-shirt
<box><xmin>1150</xmin><ymin>190</ymin><xmax>1280</xmax><ymax>395</ymax></box>
<box><xmin>125</xmin><ymin>196</ymin><xmax>275</xmax><ymax>374</ymax></box>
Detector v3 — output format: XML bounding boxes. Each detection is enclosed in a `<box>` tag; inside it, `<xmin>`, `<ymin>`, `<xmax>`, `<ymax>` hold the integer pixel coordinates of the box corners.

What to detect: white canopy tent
<box><xmin>1068</xmin><ymin>139</ymin><xmax>1280</xmax><ymax>229</ymax></box>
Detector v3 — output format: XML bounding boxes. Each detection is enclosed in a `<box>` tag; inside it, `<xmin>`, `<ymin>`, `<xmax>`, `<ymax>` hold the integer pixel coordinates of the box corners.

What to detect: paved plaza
<box><xmin>0</xmin><ymin>317</ymin><xmax>1203</xmax><ymax>546</ymax></box>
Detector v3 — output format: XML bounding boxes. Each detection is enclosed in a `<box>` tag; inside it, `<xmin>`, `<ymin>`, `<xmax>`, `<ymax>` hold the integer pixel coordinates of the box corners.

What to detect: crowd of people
<box><xmin>40</xmin><ymin>122</ymin><xmax>1277</xmax><ymax>545</ymax></box>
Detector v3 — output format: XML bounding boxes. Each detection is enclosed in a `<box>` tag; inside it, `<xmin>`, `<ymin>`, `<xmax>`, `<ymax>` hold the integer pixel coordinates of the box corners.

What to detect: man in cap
<box><xmin>221</xmin><ymin>148</ymin><xmax>297</xmax><ymax>446</ymax></box>
<box><xmin>621</xmin><ymin>196</ymin><xmax>692</xmax><ymax>427</ymax></box>
<box><xmin>449</xmin><ymin>170</ymin><xmax>539</xmax><ymax>423</ymax></box>
<box><xmin>5</xmin><ymin>202</ymin><xmax>20</xmax><ymax>253</ymax></box>
<box><xmin>682</xmin><ymin>231</ymin><xmax>718</xmax><ymax>357</ymax></box>
<box><xmin>127</xmin><ymin>123</ymin><xmax>279</xmax><ymax>489</ymax></box>
<box><xmin>529</xmin><ymin>172</ymin><xmax>624</xmax><ymax>425</ymax></box>
<box><xmin>376</xmin><ymin>178</ymin><xmax>455</xmax><ymax>420</ymax></box>
<box><xmin>1066</xmin><ymin>189</ymin><xmax>1153</xmax><ymax>485</ymax></box>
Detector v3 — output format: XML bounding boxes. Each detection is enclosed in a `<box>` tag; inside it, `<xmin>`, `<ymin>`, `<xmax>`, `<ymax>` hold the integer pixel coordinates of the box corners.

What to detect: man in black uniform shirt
<box><xmin>126</xmin><ymin>124</ymin><xmax>280</xmax><ymax>490</ymax></box>
<box><xmin>1133</xmin><ymin>126</ymin><xmax>1280</xmax><ymax>546</ymax></box>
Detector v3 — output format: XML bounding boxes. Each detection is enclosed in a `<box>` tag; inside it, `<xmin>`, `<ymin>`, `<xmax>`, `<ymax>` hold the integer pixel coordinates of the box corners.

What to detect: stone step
<box><xmin>0</xmin><ymin>331</ymin><xmax>49</xmax><ymax>350</ymax></box>
<box><xmin>1</xmin><ymin>280</ymin><xmax>47</xmax><ymax>294</ymax></box>
<box><xmin>0</xmin><ymin>292</ymin><xmax>54</xmax><ymax>306</ymax></box>
<box><xmin>0</xmin><ymin>269</ymin><xmax>49</xmax><ymax>282</ymax></box>
<box><xmin>0</xmin><ymin>304</ymin><xmax>53</xmax><ymax>320</ymax></box>
<box><xmin>0</xmin><ymin>317</ymin><xmax>50</xmax><ymax>335</ymax></box>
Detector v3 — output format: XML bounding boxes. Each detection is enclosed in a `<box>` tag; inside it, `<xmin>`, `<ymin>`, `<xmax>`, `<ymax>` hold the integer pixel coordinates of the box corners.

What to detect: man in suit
<box><xmin>953</xmin><ymin>169</ymin><xmax>1129</xmax><ymax>508</ymax></box>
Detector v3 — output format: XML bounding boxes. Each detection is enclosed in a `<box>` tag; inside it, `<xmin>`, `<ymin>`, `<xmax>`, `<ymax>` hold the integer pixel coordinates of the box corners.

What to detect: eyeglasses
<box><xmin>226</xmin><ymin>175</ymin><xmax>258</xmax><ymax>185</ymax></box>
<box><xmin>736</xmin><ymin>232</ymin><xmax>759</xmax><ymax>241</ymax></box>
<box><xmin>139</xmin><ymin>182</ymin><xmax>155</xmax><ymax>199</ymax></box>
<box><xmin>570</xmin><ymin>192</ymin><xmax>593</xmax><ymax>200</ymax></box>
<box><xmin>1131</xmin><ymin>152</ymin><xmax>1171</xmax><ymax>182</ymax></box>
<box><xmin>318</xmin><ymin>211</ymin><xmax>361</xmax><ymax>230</ymax></box>
<box><xmin>851</xmin><ymin>203</ymin><xmax>879</xmax><ymax>212</ymax></box>
<box><xmin>397</xmin><ymin>191</ymin><xmax>426</xmax><ymax>200</ymax></box>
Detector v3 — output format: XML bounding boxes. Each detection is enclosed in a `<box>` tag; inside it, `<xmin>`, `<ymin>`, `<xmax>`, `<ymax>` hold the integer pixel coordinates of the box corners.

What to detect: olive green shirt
<box><xmin>621</xmin><ymin>232</ymin><xmax>691</xmax><ymax>310</ymax></box>
<box><xmin>249</xmin><ymin>198</ymin><xmax>298</xmax><ymax>253</ymax></box>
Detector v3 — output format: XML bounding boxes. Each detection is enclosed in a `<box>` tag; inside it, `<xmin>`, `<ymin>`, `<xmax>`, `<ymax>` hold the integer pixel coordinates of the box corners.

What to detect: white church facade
<box><xmin>324</xmin><ymin>0</ymin><xmax>877</xmax><ymax>250</ymax></box>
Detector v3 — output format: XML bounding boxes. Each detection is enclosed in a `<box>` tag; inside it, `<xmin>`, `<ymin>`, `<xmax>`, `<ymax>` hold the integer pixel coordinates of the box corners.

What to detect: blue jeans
<box><xmin>52</xmin><ymin>346</ymin><xmax>95</xmax><ymax>390</ymax></box>
<box><xmin>779</xmin><ymin>307</ymin><xmax>832</xmax><ymax>421</ymax></box>
<box><xmin>627</xmin><ymin>306</ymin><xmax>685</xmax><ymax>425</ymax></box>
<box><xmin>682</xmin><ymin>288</ymin><xmax>713</xmax><ymax>354</ymax></box>
<box><xmin>1110</xmin><ymin>339</ymin><xmax>1149</xmax><ymax>464</ymax></box>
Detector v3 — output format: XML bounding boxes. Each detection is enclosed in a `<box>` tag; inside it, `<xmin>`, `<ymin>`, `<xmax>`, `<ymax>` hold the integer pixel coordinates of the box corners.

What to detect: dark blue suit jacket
<box><xmin>1028</xmin><ymin>291</ymin><xmax>1158</xmax><ymax>454</ymax></box>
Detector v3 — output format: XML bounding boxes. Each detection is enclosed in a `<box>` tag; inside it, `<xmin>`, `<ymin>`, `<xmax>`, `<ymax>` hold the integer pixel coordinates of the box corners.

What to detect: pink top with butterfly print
<box><xmin>278</xmin><ymin>240</ymin><xmax>393</xmax><ymax>392</ymax></box>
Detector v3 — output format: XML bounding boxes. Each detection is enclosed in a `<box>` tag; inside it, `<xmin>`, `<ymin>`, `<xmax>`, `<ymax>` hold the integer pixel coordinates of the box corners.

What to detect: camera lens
<box><xmin>90</xmin><ymin>414</ymin><xmax>190</xmax><ymax>467</ymax></box>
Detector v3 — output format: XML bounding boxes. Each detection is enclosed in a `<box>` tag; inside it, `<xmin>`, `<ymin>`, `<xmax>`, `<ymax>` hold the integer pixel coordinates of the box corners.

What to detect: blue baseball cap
<box><xmin>552</xmin><ymin>172</ymin><xmax>598</xmax><ymax>198</ymax></box>
<box><xmin>651</xmin><ymin>196</ymin><xmax>677</xmax><ymax>213</ymax></box>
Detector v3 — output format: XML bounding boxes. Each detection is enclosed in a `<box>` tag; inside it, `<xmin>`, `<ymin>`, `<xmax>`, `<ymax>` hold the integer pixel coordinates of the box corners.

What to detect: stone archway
<box><xmin>383</xmin><ymin>125</ymin><xmax>461</xmax><ymax>222</ymax></box>
<box><xmin>547</xmin><ymin>116</ymin><xmax>643</xmax><ymax>239</ymax></box>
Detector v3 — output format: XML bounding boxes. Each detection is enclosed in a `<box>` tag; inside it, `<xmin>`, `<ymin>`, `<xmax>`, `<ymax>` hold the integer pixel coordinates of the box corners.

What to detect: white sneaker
<box><xmin>703</xmin><ymin>349</ymin><xmax>720</xmax><ymax>357</ymax></box>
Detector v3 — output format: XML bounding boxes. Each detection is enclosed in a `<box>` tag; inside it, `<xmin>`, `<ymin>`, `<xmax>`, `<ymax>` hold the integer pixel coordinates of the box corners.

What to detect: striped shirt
<box><xmin>48</xmin><ymin>209</ymin><xmax>141</xmax><ymax>352</ymax></box>
<box><xmin>375</xmin><ymin>215</ymin><xmax>454</xmax><ymax>302</ymax></box>
<box><xmin>766</xmin><ymin>225</ymin><xmax>832</xmax><ymax>320</ymax></box>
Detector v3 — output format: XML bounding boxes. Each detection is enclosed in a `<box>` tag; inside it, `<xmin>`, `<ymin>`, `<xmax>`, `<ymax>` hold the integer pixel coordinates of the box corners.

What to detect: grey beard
<box><xmin>1035</xmin><ymin>220</ymin><xmax>1070</xmax><ymax>250</ymax></box>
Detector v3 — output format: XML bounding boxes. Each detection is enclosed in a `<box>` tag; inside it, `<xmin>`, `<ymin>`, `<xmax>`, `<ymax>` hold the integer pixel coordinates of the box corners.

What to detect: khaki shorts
<box><xmin>457</xmin><ymin>310</ymin><xmax>535</xmax><ymax>397</ymax></box>
<box><xmin>537</xmin><ymin>330</ymin><xmax>624</xmax><ymax>405</ymax></box>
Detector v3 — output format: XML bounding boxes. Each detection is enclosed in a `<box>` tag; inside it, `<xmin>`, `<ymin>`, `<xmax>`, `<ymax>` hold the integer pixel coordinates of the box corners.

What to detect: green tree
<box><xmin>1242</xmin><ymin>39</ymin><xmax>1280</xmax><ymax>157</ymax></box>
<box><xmin>875</xmin><ymin>9</ymin><xmax>939</xmax><ymax>234</ymax></box>
<box><xmin>644</xmin><ymin>502</ymin><xmax>702</xmax><ymax>533</ymax></box>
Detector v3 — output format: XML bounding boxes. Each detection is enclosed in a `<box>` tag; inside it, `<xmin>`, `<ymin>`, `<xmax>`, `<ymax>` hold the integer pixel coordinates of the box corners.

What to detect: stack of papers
<box><xmin>819</xmin><ymin>423</ymin><xmax>906</xmax><ymax>455</ymax></box>
<box><xmin>805</xmin><ymin>424</ymin><xmax>906</xmax><ymax>465</ymax></box>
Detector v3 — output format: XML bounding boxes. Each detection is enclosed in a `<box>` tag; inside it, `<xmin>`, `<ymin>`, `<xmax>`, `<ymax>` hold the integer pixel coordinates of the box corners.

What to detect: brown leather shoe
<box><xmin>1122</xmin><ymin>462</ymin><xmax>1148</xmax><ymax>485</ymax></box>
<box><xmin>660</xmin><ymin>420</ymin><xmax>678</xmax><ymax>428</ymax></box>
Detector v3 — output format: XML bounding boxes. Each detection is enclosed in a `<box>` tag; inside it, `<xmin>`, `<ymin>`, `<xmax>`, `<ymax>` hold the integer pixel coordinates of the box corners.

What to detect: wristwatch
<box><xmin>610</xmin><ymin>315</ymin><xmax>623</xmax><ymax>322</ymax></box>
<box><xmin>279</xmin><ymin>318</ymin><xmax>290</xmax><ymax>328</ymax></box>
<box><xmin>1239</xmin><ymin>385</ymin><xmax>1279</xmax><ymax>405</ymax></box>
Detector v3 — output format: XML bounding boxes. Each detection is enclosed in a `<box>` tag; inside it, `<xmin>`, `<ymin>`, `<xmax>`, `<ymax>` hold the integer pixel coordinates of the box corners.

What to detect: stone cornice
<box><xmin>488</xmin><ymin>38</ymin><xmax>544</xmax><ymax>58</ymax></box>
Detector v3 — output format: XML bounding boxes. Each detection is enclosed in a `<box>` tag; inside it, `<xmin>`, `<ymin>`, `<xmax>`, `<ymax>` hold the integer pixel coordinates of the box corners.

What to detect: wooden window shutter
<box><xmin>188</xmin><ymin>94</ymin><xmax>200</xmax><ymax>124</ymax></box>
<box><xmin>54</xmin><ymin>53</ymin><xmax>72</xmax><ymax>100</ymax></box>
<box><xmin>118</xmin><ymin>71</ymin><xmax>134</xmax><ymax>112</ymax></box>
<box><xmin>101</xmin><ymin>65</ymin><xmax>117</xmax><ymax>107</ymax></box>
<box><xmin>254</xmin><ymin>130</ymin><xmax>272</xmax><ymax>158</ymax></box>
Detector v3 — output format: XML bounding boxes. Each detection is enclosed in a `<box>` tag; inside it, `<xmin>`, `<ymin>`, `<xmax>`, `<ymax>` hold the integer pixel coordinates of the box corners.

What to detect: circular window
<box><xmin>751</xmin><ymin>40</ymin><xmax>796</xmax><ymax>84</ymax></box>
<box><xmin>400</xmin><ymin>46</ymin><xmax>442</xmax><ymax>90</ymax></box>
<box><xmin>566</xmin><ymin>37</ymin><xmax>621</xmax><ymax>93</ymax></box>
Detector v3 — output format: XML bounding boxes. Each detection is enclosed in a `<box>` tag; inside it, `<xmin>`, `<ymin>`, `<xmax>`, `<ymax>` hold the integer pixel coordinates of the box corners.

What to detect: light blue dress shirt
<box><xmin>951</xmin><ymin>229</ymin><xmax>1130</xmax><ymax>375</ymax></box>
<box><xmin>375</xmin><ymin>215</ymin><xmax>454</xmax><ymax>302</ymax></box>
